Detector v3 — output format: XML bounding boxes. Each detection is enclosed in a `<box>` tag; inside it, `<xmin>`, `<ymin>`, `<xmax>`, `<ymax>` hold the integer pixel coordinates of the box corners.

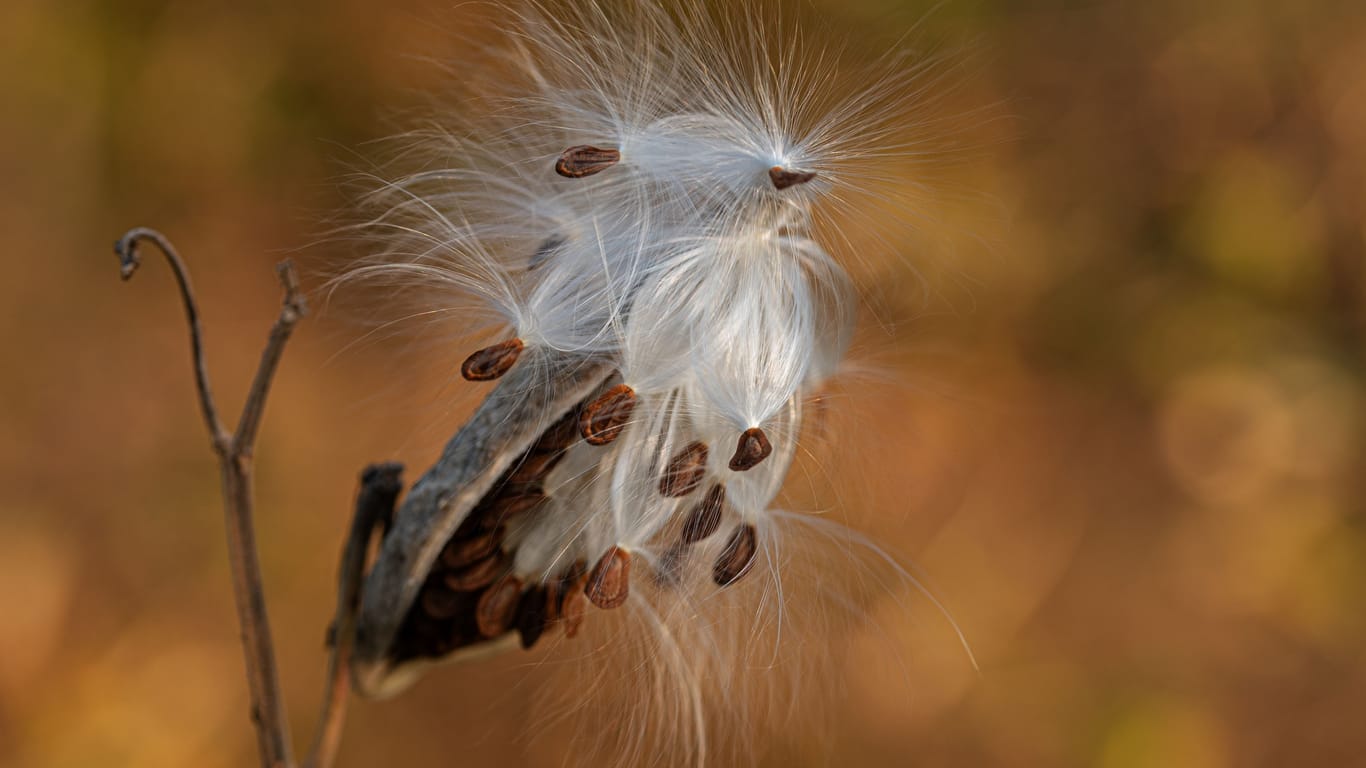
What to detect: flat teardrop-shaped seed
<box><xmin>506</xmin><ymin>449</ymin><xmax>567</xmax><ymax>485</ymax></box>
<box><xmin>769</xmin><ymin>166</ymin><xmax>817</xmax><ymax>190</ymax></box>
<box><xmin>439</xmin><ymin>525</ymin><xmax>504</xmax><ymax>570</ymax></box>
<box><xmin>535</xmin><ymin>408</ymin><xmax>583</xmax><ymax>452</ymax></box>
<box><xmin>443</xmin><ymin>551</ymin><xmax>507</xmax><ymax>591</ymax></box>
<box><xmin>517</xmin><ymin>586</ymin><xmax>549</xmax><ymax>649</ymax></box>
<box><xmin>555</xmin><ymin>145</ymin><xmax>621</xmax><ymax>178</ymax></box>
<box><xmin>556</xmin><ymin>565</ymin><xmax>589</xmax><ymax>638</ymax></box>
<box><xmin>579</xmin><ymin>384</ymin><xmax>637</xmax><ymax>446</ymax></box>
<box><xmin>728</xmin><ymin>427</ymin><xmax>772</xmax><ymax>471</ymax></box>
<box><xmin>475</xmin><ymin>576</ymin><xmax>523</xmax><ymax>637</ymax></box>
<box><xmin>681</xmin><ymin>484</ymin><xmax>726</xmax><ymax>543</ymax></box>
<box><xmin>461</xmin><ymin>338</ymin><xmax>524</xmax><ymax>381</ymax></box>
<box><xmin>712</xmin><ymin>524</ymin><xmax>758</xmax><ymax>587</ymax></box>
<box><xmin>491</xmin><ymin>489</ymin><xmax>547</xmax><ymax>519</ymax></box>
<box><xmin>659</xmin><ymin>441</ymin><xmax>709</xmax><ymax>497</ymax></box>
<box><xmin>584</xmin><ymin>546</ymin><xmax>631</xmax><ymax>609</ymax></box>
<box><xmin>419</xmin><ymin>584</ymin><xmax>463</xmax><ymax>620</ymax></box>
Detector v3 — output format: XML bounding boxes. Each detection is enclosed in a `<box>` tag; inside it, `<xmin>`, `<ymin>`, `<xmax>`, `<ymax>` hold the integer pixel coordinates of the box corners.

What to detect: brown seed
<box><xmin>728</xmin><ymin>427</ymin><xmax>772</xmax><ymax>471</ymax></box>
<box><xmin>769</xmin><ymin>166</ymin><xmax>817</xmax><ymax>190</ymax></box>
<box><xmin>681</xmin><ymin>484</ymin><xmax>726</xmax><ymax>543</ymax></box>
<box><xmin>555</xmin><ymin>145</ymin><xmax>621</xmax><ymax>178</ymax></box>
<box><xmin>658</xmin><ymin>441</ymin><xmax>709</xmax><ymax>497</ymax></box>
<box><xmin>712</xmin><ymin>524</ymin><xmax>758</xmax><ymax>586</ymax></box>
<box><xmin>560</xmin><ymin>586</ymin><xmax>587</xmax><ymax>638</ymax></box>
<box><xmin>419</xmin><ymin>584</ymin><xmax>463</xmax><ymax>620</ymax></box>
<box><xmin>490</xmin><ymin>489</ymin><xmax>547</xmax><ymax>520</ymax></box>
<box><xmin>579</xmin><ymin>384</ymin><xmax>637</xmax><ymax>446</ymax></box>
<box><xmin>475</xmin><ymin>576</ymin><xmax>523</xmax><ymax>637</ymax></box>
<box><xmin>460</xmin><ymin>338</ymin><xmax>524</xmax><ymax>381</ymax></box>
<box><xmin>506</xmin><ymin>449</ymin><xmax>567</xmax><ymax>485</ymax></box>
<box><xmin>584</xmin><ymin>546</ymin><xmax>631</xmax><ymax>609</ymax></box>
<box><xmin>517</xmin><ymin>586</ymin><xmax>549</xmax><ymax>649</ymax></box>
<box><xmin>439</xmin><ymin>525</ymin><xmax>504</xmax><ymax>570</ymax></box>
<box><xmin>535</xmin><ymin>408</ymin><xmax>583</xmax><ymax>452</ymax></box>
<box><xmin>443</xmin><ymin>551</ymin><xmax>507</xmax><ymax>591</ymax></box>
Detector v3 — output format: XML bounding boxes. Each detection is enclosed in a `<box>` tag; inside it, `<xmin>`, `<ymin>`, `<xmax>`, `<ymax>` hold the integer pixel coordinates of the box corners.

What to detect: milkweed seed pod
<box><xmin>338</xmin><ymin>1</ymin><xmax>980</xmax><ymax>764</ymax></box>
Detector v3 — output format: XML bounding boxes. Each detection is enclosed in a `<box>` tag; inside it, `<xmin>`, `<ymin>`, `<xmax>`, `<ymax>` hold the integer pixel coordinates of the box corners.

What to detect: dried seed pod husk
<box><xmin>712</xmin><ymin>523</ymin><xmax>758</xmax><ymax>587</ymax></box>
<box><xmin>579</xmin><ymin>384</ymin><xmax>637</xmax><ymax>446</ymax></box>
<box><xmin>681</xmin><ymin>484</ymin><xmax>726</xmax><ymax>543</ymax></box>
<box><xmin>475</xmin><ymin>575</ymin><xmax>523</xmax><ymax>637</ymax></box>
<box><xmin>438</xmin><ymin>525</ymin><xmax>504</xmax><ymax>570</ymax></box>
<box><xmin>768</xmin><ymin>166</ymin><xmax>817</xmax><ymax>190</ymax></box>
<box><xmin>658</xmin><ymin>441</ymin><xmax>709</xmax><ymax>497</ymax></box>
<box><xmin>728</xmin><ymin>427</ymin><xmax>772</xmax><ymax>471</ymax></box>
<box><xmin>517</xmin><ymin>586</ymin><xmax>549</xmax><ymax>649</ymax></box>
<box><xmin>555</xmin><ymin>145</ymin><xmax>621</xmax><ymax>177</ymax></box>
<box><xmin>460</xmin><ymin>338</ymin><xmax>524</xmax><ymax>381</ymax></box>
<box><xmin>585</xmin><ymin>546</ymin><xmax>631</xmax><ymax>609</ymax></box>
<box><xmin>443</xmin><ymin>551</ymin><xmax>507</xmax><ymax>591</ymax></box>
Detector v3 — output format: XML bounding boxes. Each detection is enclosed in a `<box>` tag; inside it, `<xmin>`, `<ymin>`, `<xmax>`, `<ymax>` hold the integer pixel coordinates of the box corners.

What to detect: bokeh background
<box><xmin>3</xmin><ymin>0</ymin><xmax>1365</xmax><ymax>766</ymax></box>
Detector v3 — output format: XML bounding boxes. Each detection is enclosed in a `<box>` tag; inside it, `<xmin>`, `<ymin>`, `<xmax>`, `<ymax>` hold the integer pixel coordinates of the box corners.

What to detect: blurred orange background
<box><xmin>3</xmin><ymin>1</ymin><xmax>1365</xmax><ymax>766</ymax></box>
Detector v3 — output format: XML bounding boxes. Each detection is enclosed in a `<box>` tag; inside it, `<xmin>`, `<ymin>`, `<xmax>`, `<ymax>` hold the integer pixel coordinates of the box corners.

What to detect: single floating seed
<box><xmin>769</xmin><ymin>166</ymin><xmax>817</xmax><ymax>190</ymax></box>
<box><xmin>516</xmin><ymin>586</ymin><xmax>549</xmax><ymax>649</ymax></box>
<box><xmin>585</xmin><ymin>546</ymin><xmax>631</xmax><ymax>609</ymax></box>
<box><xmin>580</xmin><ymin>384</ymin><xmax>637</xmax><ymax>446</ymax></box>
<box><xmin>713</xmin><ymin>523</ymin><xmax>758</xmax><ymax>587</ymax></box>
<box><xmin>475</xmin><ymin>576</ymin><xmax>523</xmax><ymax>637</ymax></box>
<box><xmin>555</xmin><ymin>145</ymin><xmax>621</xmax><ymax>178</ymax></box>
<box><xmin>728</xmin><ymin>427</ymin><xmax>772</xmax><ymax>471</ymax></box>
<box><xmin>681</xmin><ymin>484</ymin><xmax>726</xmax><ymax>543</ymax></box>
<box><xmin>659</xmin><ymin>441</ymin><xmax>709</xmax><ymax>497</ymax></box>
<box><xmin>443</xmin><ymin>551</ymin><xmax>507</xmax><ymax>591</ymax></box>
<box><xmin>461</xmin><ymin>338</ymin><xmax>524</xmax><ymax>381</ymax></box>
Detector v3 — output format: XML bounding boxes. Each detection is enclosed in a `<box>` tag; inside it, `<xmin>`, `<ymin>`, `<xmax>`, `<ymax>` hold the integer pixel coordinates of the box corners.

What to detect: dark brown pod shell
<box><xmin>584</xmin><ymin>546</ymin><xmax>631</xmax><ymax>609</ymax></box>
<box><xmin>443</xmin><ymin>551</ymin><xmax>507</xmax><ymax>591</ymax></box>
<box><xmin>461</xmin><ymin>338</ymin><xmax>524</xmax><ymax>381</ymax></box>
<box><xmin>555</xmin><ymin>145</ymin><xmax>621</xmax><ymax>178</ymax></box>
<box><xmin>475</xmin><ymin>576</ymin><xmax>523</xmax><ymax>638</ymax></box>
<box><xmin>768</xmin><ymin>166</ymin><xmax>817</xmax><ymax>190</ymax></box>
<box><xmin>659</xmin><ymin>441</ymin><xmax>709</xmax><ymax>497</ymax></box>
<box><xmin>580</xmin><ymin>384</ymin><xmax>637</xmax><ymax>446</ymax></box>
<box><xmin>728</xmin><ymin>427</ymin><xmax>772</xmax><ymax>471</ymax></box>
<box><xmin>516</xmin><ymin>586</ymin><xmax>549</xmax><ymax>649</ymax></box>
<box><xmin>681</xmin><ymin>484</ymin><xmax>726</xmax><ymax>543</ymax></box>
<box><xmin>438</xmin><ymin>525</ymin><xmax>504</xmax><ymax>570</ymax></box>
<box><xmin>712</xmin><ymin>524</ymin><xmax>758</xmax><ymax>587</ymax></box>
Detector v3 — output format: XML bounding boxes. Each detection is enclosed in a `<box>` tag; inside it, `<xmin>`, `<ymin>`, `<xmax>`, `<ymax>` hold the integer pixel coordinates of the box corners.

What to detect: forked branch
<box><xmin>113</xmin><ymin>228</ymin><xmax>382</xmax><ymax>768</ymax></box>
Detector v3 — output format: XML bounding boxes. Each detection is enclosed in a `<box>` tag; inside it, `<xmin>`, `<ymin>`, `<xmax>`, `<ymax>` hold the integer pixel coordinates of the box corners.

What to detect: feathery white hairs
<box><xmin>338</xmin><ymin>1</ymin><xmax>977</xmax><ymax>764</ymax></box>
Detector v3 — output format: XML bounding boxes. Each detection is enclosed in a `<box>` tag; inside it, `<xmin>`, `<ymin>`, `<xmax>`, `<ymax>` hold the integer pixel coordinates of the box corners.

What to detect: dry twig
<box><xmin>113</xmin><ymin>227</ymin><xmax>388</xmax><ymax>768</ymax></box>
